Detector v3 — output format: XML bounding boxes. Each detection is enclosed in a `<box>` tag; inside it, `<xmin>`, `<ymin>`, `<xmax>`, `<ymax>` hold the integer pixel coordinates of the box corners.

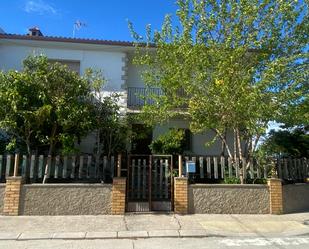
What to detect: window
<box><xmin>48</xmin><ymin>59</ymin><xmax>81</xmax><ymax>75</ymax></box>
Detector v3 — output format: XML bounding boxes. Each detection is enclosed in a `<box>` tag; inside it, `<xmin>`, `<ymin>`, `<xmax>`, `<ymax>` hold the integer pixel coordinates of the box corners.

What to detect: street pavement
<box><xmin>1</xmin><ymin>237</ymin><xmax>309</xmax><ymax>249</ymax></box>
<box><xmin>0</xmin><ymin>213</ymin><xmax>308</xmax><ymax>248</ymax></box>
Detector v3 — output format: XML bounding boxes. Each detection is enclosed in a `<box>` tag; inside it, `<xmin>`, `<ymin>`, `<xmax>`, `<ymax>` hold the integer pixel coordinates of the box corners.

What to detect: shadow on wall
<box><xmin>188</xmin><ymin>184</ymin><xmax>270</xmax><ymax>214</ymax></box>
<box><xmin>19</xmin><ymin>184</ymin><xmax>112</xmax><ymax>216</ymax></box>
<box><xmin>283</xmin><ymin>184</ymin><xmax>309</xmax><ymax>214</ymax></box>
<box><xmin>0</xmin><ymin>184</ymin><xmax>5</xmax><ymax>215</ymax></box>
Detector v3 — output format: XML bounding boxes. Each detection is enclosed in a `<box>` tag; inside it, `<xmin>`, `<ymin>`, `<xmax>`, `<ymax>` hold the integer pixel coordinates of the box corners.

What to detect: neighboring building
<box><xmin>0</xmin><ymin>27</ymin><xmax>233</xmax><ymax>155</ymax></box>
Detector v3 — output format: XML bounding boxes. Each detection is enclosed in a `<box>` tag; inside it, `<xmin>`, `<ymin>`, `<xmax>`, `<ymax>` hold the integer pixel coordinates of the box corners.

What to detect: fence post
<box><xmin>13</xmin><ymin>154</ymin><xmax>19</xmax><ymax>177</ymax></box>
<box><xmin>3</xmin><ymin>176</ymin><xmax>23</xmax><ymax>216</ymax></box>
<box><xmin>174</xmin><ymin>177</ymin><xmax>188</xmax><ymax>214</ymax></box>
<box><xmin>267</xmin><ymin>178</ymin><xmax>283</xmax><ymax>215</ymax></box>
<box><xmin>111</xmin><ymin>177</ymin><xmax>126</xmax><ymax>214</ymax></box>
<box><xmin>117</xmin><ymin>154</ymin><xmax>122</xmax><ymax>177</ymax></box>
<box><xmin>178</xmin><ymin>155</ymin><xmax>183</xmax><ymax>177</ymax></box>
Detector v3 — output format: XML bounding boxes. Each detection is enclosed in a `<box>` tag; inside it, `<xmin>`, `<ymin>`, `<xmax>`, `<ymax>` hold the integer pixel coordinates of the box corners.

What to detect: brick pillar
<box><xmin>111</xmin><ymin>177</ymin><xmax>126</xmax><ymax>215</ymax></box>
<box><xmin>268</xmin><ymin>178</ymin><xmax>283</xmax><ymax>215</ymax></box>
<box><xmin>3</xmin><ymin>177</ymin><xmax>23</xmax><ymax>216</ymax></box>
<box><xmin>174</xmin><ymin>177</ymin><xmax>188</xmax><ymax>214</ymax></box>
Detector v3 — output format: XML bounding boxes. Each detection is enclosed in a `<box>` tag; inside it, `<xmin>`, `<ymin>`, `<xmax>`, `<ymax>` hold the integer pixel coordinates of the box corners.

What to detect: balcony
<box><xmin>127</xmin><ymin>87</ymin><xmax>162</xmax><ymax>109</ymax></box>
<box><xmin>127</xmin><ymin>87</ymin><xmax>187</xmax><ymax>110</ymax></box>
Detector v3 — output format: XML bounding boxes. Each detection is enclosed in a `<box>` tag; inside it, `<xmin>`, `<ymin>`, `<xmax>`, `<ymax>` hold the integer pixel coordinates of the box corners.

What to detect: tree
<box><xmin>129</xmin><ymin>0</ymin><xmax>309</xmax><ymax>171</ymax></box>
<box><xmin>149</xmin><ymin>129</ymin><xmax>186</xmax><ymax>155</ymax></box>
<box><xmin>0</xmin><ymin>55</ymin><xmax>93</xmax><ymax>155</ymax></box>
<box><xmin>86</xmin><ymin>69</ymin><xmax>129</xmax><ymax>159</ymax></box>
<box><xmin>259</xmin><ymin>127</ymin><xmax>309</xmax><ymax>158</ymax></box>
<box><xmin>0</xmin><ymin>67</ymin><xmax>50</xmax><ymax>154</ymax></box>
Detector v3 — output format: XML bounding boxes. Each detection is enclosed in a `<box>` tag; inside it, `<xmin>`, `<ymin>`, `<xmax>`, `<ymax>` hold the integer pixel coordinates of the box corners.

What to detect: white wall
<box><xmin>0</xmin><ymin>43</ymin><xmax>126</xmax><ymax>92</ymax></box>
<box><xmin>126</xmin><ymin>52</ymin><xmax>146</xmax><ymax>88</ymax></box>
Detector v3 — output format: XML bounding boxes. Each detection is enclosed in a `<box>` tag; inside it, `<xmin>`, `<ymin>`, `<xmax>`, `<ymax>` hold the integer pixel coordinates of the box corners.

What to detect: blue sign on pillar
<box><xmin>186</xmin><ymin>161</ymin><xmax>196</xmax><ymax>173</ymax></box>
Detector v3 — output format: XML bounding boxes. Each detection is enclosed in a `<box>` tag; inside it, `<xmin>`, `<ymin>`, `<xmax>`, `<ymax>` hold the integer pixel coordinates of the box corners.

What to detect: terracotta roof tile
<box><xmin>0</xmin><ymin>33</ymin><xmax>138</xmax><ymax>47</ymax></box>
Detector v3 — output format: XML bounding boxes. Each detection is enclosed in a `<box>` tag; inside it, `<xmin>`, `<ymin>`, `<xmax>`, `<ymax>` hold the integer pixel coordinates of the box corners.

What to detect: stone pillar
<box><xmin>3</xmin><ymin>177</ymin><xmax>23</xmax><ymax>216</ymax></box>
<box><xmin>174</xmin><ymin>177</ymin><xmax>188</xmax><ymax>214</ymax></box>
<box><xmin>111</xmin><ymin>177</ymin><xmax>126</xmax><ymax>215</ymax></box>
<box><xmin>268</xmin><ymin>178</ymin><xmax>283</xmax><ymax>215</ymax></box>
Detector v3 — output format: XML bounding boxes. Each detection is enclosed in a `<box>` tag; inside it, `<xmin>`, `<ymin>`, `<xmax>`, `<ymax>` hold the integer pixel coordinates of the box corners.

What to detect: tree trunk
<box><xmin>220</xmin><ymin>131</ymin><xmax>226</xmax><ymax>157</ymax></box>
<box><xmin>26</xmin><ymin>140</ymin><xmax>31</xmax><ymax>156</ymax></box>
<box><xmin>43</xmin><ymin>123</ymin><xmax>57</xmax><ymax>184</ymax></box>
<box><xmin>108</xmin><ymin>132</ymin><xmax>113</xmax><ymax>159</ymax></box>
<box><xmin>25</xmin><ymin>126</ymin><xmax>32</xmax><ymax>156</ymax></box>
<box><xmin>96</xmin><ymin>129</ymin><xmax>101</xmax><ymax>155</ymax></box>
<box><xmin>236</xmin><ymin>129</ymin><xmax>244</xmax><ymax>184</ymax></box>
<box><xmin>233</xmin><ymin>128</ymin><xmax>238</xmax><ymax>162</ymax></box>
<box><xmin>214</xmin><ymin>129</ymin><xmax>233</xmax><ymax>161</ymax></box>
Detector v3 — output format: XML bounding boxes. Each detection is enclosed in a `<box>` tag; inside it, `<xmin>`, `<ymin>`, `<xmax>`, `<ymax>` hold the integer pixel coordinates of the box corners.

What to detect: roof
<box><xmin>0</xmin><ymin>33</ymin><xmax>137</xmax><ymax>47</ymax></box>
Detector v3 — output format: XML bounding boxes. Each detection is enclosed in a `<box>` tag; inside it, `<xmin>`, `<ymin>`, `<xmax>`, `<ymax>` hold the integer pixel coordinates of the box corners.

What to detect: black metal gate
<box><xmin>127</xmin><ymin>155</ymin><xmax>173</xmax><ymax>212</ymax></box>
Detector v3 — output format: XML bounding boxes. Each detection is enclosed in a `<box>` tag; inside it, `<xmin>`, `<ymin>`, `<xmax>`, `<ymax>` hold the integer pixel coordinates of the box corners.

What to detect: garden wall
<box><xmin>189</xmin><ymin>184</ymin><xmax>270</xmax><ymax>214</ymax></box>
<box><xmin>283</xmin><ymin>184</ymin><xmax>309</xmax><ymax>214</ymax></box>
<box><xmin>19</xmin><ymin>184</ymin><xmax>112</xmax><ymax>215</ymax></box>
<box><xmin>0</xmin><ymin>184</ymin><xmax>5</xmax><ymax>215</ymax></box>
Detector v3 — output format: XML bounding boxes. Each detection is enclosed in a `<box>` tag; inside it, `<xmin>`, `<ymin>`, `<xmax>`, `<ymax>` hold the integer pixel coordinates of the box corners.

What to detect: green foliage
<box><xmin>85</xmin><ymin>69</ymin><xmax>129</xmax><ymax>156</ymax></box>
<box><xmin>94</xmin><ymin>94</ymin><xmax>129</xmax><ymax>156</ymax></box>
<box><xmin>129</xmin><ymin>0</ymin><xmax>309</xmax><ymax>161</ymax></box>
<box><xmin>0</xmin><ymin>56</ymin><xmax>129</xmax><ymax>156</ymax></box>
<box><xmin>59</xmin><ymin>134</ymin><xmax>79</xmax><ymax>155</ymax></box>
<box><xmin>221</xmin><ymin>176</ymin><xmax>267</xmax><ymax>185</ymax></box>
<box><xmin>149</xmin><ymin>129</ymin><xmax>185</xmax><ymax>154</ymax></box>
<box><xmin>246</xmin><ymin>178</ymin><xmax>267</xmax><ymax>184</ymax></box>
<box><xmin>223</xmin><ymin>177</ymin><xmax>241</xmax><ymax>184</ymax></box>
<box><xmin>0</xmin><ymin>55</ymin><xmax>93</xmax><ymax>155</ymax></box>
<box><xmin>0</xmin><ymin>132</ymin><xmax>10</xmax><ymax>154</ymax></box>
<box><xmin>258</xmin><ymin>127</ymin><xmax>309</xmax><ymax>158</ymax></box>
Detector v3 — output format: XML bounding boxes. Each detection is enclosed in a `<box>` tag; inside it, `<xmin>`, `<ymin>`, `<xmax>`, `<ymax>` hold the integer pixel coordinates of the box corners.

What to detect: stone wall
<box><xmin>283</xmin><ymin>184</ymin><xmax>309</xmax><ymax>214</ymax></box>
<box><xmin>0</xmin><ymin>184</ymin><xmax>5</xmax><ymax>214</ymax></box>
<box><xmin>189</xmin><ymin>184</ymin><xmax>270</xmax><ymax>214</ymax></box>
<box><xmin>20</xmin><ymin>184</ymin><xmax>112</xmax><ymax>215</ymax></box>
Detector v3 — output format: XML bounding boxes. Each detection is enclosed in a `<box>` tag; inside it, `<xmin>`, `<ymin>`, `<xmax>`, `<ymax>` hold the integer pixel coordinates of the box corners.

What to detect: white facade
<box><xmin>0</xmin><ymin>40</ymin><xmax>127</xmax><ymax>90</ymax></box>
<box><xmin>0</xmin><ymin>35</ymin><xmax>229</xmax><ymax>155</ymax></box>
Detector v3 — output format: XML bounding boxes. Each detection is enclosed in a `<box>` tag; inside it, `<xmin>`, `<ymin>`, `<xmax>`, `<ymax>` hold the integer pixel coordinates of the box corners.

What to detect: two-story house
<box><xmin>0</xmin><ymin>27</ymin><xmax>230</xmax><ymax>156</ymax></box>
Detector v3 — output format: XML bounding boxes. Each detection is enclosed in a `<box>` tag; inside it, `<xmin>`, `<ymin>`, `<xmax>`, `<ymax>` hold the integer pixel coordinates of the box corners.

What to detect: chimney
<box><xmin>28</xmin><ymin>27</ymin><xmax>43</xmax><ymax>37</ymax></box>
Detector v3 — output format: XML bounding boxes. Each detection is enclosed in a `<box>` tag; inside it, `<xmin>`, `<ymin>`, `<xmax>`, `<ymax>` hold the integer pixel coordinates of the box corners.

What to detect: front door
<box><xmin>127</xmin><ymin>155</ymin><xmax>173</xmax><ymax>212</ymax></box>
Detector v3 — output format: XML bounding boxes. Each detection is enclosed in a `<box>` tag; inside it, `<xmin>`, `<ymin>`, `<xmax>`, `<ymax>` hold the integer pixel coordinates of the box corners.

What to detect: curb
<box><xmin>1</xmin><ymin>229</ymin><xmax>309</xmax><ymax>241</ymax></box>
<box><xmin>0</xmin><ymin>230</ymin><xmax>217</xmax><ymax>241</ymax></box>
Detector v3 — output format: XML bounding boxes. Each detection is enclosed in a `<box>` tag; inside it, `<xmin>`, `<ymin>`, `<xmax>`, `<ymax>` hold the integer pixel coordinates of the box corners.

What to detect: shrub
<box><xmin>149</xmin><ymin>129</ymin><xmax>185</xmax><ymax>155</ymax></box>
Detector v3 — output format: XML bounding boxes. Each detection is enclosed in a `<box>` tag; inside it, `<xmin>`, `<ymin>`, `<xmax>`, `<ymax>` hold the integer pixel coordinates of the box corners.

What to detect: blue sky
<box><xmin>0</xmin><ymin>0</ymin><xmax>177</xmax><ymax>41</ymax></box>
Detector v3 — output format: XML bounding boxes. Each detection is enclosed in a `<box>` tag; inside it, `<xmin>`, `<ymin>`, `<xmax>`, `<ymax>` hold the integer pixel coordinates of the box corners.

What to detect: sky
<box><xmin>0</xmin><ymin>0</ymin><xmax>178</xmax><ymax>41</ymax></box>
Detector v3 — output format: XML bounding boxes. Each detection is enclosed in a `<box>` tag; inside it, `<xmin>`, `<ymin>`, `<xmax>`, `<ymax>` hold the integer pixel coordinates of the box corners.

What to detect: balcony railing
<box><xmin>127</xmin><ymin>87</ymin><xmax>163</xmax><ymax>108</ymax></box>
<box><xmin>127</xmin><ymin>87</ymin><xmax>187</xmax><ymax>109</ymax></box>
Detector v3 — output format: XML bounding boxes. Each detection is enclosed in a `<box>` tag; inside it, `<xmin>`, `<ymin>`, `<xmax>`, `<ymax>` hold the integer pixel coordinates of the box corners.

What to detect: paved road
<box><xmin>1</xmin><ymin>237</ymin><xmax>309</xmax><ymax>249</ymax></box>
<box><xmin>1</xmin><ymin>213</ymin><xmax>309</xmax><ymax>237</ymax></box>
<box><xmin>1</xmin><ymin>213</ymin><xmax>309</xmax><ymax>248</ymax></box>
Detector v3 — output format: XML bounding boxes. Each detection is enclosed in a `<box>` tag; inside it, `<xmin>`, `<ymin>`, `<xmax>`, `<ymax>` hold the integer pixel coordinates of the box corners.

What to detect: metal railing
<box><xmin>127</xmin><ymin>87</ymin><xmax>162</xmax><ymax>108</ymax></box>
<box><xmin>127</xmin><ymin>87</ymin><xmax>187</xmax><ymax>108</ymax></box>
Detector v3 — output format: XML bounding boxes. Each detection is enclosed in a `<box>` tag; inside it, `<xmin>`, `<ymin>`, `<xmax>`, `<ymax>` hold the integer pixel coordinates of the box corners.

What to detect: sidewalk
<box><xmin>0</xmin><ymin>213</ymin><xmax>309</xmax><ymax>240</ymax></box>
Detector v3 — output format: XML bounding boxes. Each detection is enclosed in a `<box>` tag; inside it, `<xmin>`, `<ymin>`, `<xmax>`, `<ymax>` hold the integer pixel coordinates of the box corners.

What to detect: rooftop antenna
<box><xmin>73</xmin><ymin>20</ymin><xmax>86</xmax><ymax>38</ymax></box>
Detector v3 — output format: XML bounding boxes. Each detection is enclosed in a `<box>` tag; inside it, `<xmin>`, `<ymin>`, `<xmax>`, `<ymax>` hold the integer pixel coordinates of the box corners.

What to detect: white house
<box><xmin>0</xmin><ymin>27</ymin><xmax>232</xmax><ymax>156</ymax></box>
